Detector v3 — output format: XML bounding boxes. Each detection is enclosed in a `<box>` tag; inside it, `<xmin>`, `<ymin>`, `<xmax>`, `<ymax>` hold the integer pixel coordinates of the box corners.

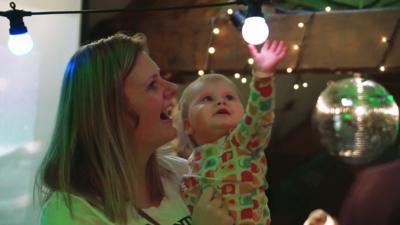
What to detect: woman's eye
<box><xmin>201</xmin><ymin>96</ymin><xmax>213</xmax><ymax>102</ymax></box>
<box><xmin>226</xmin><ymin>94</ymin><xmax>235</xmax><ymax>100</ymax></box>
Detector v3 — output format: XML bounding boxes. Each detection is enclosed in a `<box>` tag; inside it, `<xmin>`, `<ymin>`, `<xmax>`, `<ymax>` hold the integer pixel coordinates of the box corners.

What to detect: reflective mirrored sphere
<box><xmin>313</xmin><ymin>77</ymin><xmax>399</xmax><ymax>165</ymax></box>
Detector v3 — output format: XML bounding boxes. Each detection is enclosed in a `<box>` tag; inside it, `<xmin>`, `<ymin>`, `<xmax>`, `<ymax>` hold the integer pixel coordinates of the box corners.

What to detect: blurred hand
<box><xmin>248</xmin><ymin>40</ymin><xmax>287</xmax><ymax>76</ymax></box>
<box><xmin>304</xmin><ymin>209</ymin><xmax>339</xmax><ymax>225</ymax></box>
<box><xmin>192</xmin><ymin>188</ymin><xmax>233</xmax><ymax>225</ymax></box>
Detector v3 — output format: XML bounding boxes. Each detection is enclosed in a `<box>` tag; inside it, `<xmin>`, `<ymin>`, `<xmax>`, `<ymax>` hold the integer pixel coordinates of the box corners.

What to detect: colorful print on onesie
<box><xmin>182</xmin><ymin>77</ymin><xmax>274</xmax><ymax>225</ymax></box>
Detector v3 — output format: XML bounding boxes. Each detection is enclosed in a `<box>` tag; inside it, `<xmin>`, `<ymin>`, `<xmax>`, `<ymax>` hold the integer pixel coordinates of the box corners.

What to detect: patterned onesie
<box><xmin>182</xmin><ymin>77</ymin><xmax>274</xmax><ymax>225</ymax></box>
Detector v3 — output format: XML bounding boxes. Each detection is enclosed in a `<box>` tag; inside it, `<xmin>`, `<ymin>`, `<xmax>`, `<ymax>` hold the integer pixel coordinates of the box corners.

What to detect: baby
<box><xmin>177</xmin><ymin>40</ymin><xmax>286</xmax><ymax>225</ymax></box>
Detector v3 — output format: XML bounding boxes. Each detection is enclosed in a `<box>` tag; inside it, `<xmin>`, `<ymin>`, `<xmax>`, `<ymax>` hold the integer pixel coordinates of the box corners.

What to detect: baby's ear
<box><xmin>183</xmin><ymin>119</ymin><xmax>193</xmax><ymax>135</ymax></box>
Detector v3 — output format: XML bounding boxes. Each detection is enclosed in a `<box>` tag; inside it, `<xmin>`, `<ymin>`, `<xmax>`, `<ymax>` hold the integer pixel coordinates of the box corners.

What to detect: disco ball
<box><xmin>312</xmin><ymin>76</ymin><xmax>399</xmax><ymax>165</ymax></box>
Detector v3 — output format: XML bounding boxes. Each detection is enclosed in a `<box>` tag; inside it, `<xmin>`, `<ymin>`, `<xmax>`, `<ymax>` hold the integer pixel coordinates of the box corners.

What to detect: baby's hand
<box><xmin>248</xmin><ymin>40</ymin><xmax>287</xmax><ymax>78</ymax></box>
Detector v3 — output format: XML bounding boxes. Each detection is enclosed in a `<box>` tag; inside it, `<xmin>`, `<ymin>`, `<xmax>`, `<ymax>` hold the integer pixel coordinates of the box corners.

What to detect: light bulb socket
<box><xmin>2</xmin><ymin>2</ymin><xmax>32</xmax><ymax>35</ymax></box>
<box><xmin>246</xmin><ymin>0</ymin><xmax>264</xmax><ymax>18</ymax></box>
<box><xmin>230</xmin><ymin>9</ymin><xmax>246</xmax><ymax>30</ymax></box>
<box><xmin>8</xmin><ymin>11</ymin><xmax>28</xmax><ymax>35</ymax></box>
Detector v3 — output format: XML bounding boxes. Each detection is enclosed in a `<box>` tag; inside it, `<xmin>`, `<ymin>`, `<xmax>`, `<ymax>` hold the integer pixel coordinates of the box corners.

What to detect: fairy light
<box><xmin>286</xmin><ymin>67</ymin><xmax>293</xmax><ymax>73</ymax></box>
<box><xmin>379</xmin><ymin>66</ymin><xmax>385</xmax><ymax>72</ymax></box>
<box><xmin>241</xmin><ymin>77</ymin><xmax>247</xmax><ymax>84</ymax></box>
<box><xmin>213</xmin><ymin>27</ymin><xmax>220</xmax><ymax>35</ymax></box>
<box><xmin>302</xmin><ymin>82</ymin><xmax>308</xmax><ymax>88</ymax></box>
<box><xmin>234</xmin><ymin>73</ymin><xmax>241</xmax><ymax>79</ymax></box>
<box><xmin>227</xmin><ymin>8</ymin><xmax>233</xmax><ymax>15</ymax></box>
<box><xmin>208</xmin><ymin>46</ymin><xmax>215</xmax><ymax>54</ymax></box>
<box><xmin>325</xmin><ymin>6</ymin><xmax>332</xmax><ymax>12</ymax></box>
<box><xmin>293</xmin><ymin>44</ymin><xmax>299</xmax><ymax>50</ymax></box>
<box><xmin>381</xmin><ymin>36</ymin><xmax>387</xmax><ymax>43</ymax></box>
<box><xmin>247</xmin><ymin>58</ymin><xmax>254</xmax><ymax>65</ymax></box>
<box><xmin>298</xmin><ymin>22</ymin><xmax>304</xmax><ymax>28</ymax></box>
<box><xmin>198</xmin><ymin>70</ymin><xmax>205</xmax><ymax>76</ymax></box>
<box><xmin>293</xmin><ymin>83</ymin><xmax>300</xmax><ymax>90</ymax></box>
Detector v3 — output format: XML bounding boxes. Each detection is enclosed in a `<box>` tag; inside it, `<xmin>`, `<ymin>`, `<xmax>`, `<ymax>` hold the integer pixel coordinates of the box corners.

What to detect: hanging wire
<box><xmin>377</xmin><ymin>16</ymin><xmax>400</xmax><ymax>69</ymax></box>
<box><xmin>0</xmin><ymin>1</ymin><xmax>246</xmax><ymax>16</ymax></box>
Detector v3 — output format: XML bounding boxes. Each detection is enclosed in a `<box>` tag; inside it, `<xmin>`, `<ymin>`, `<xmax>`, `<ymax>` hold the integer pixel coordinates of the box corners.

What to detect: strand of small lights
<box><xmin>200</xmin><ymin>8</ymin><xmax>251</xmax><ymax>85</ymax></box>
<box><xmin>290</xmin><ymin>13</ymin><xmax>315</xmax><ymax>90</ymax></box>
<box><xmin>377</xmin><ymin>17</ymin><xmax>400</xmax><ymax>73</ymax></box>
<box><xmin>202</xmin><ymin>16</ymin><xmax>218</xmax><ymax>76</ymax></box>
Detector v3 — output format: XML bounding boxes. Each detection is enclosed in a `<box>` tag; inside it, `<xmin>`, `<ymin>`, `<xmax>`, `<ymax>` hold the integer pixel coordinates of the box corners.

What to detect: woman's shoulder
<box><xmin>161</xmin><ymin>154</ymin><xmax>190</xmax><ymax>176</ymax></box>
<box><xmin>40</xmin><ymin>192</ymin><xmax>113</xmax><ymax>225</ymax></box>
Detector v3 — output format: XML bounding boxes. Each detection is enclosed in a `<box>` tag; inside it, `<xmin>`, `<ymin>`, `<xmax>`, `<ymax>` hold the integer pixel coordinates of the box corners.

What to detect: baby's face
<box><xmin>184</xmin><ymin>80</ymin><xmax>244</xmax><ymax>145</ymax></box>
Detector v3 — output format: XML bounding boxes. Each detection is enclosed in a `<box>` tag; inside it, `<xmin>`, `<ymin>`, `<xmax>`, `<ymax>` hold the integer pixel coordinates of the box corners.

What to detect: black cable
<box><xmin>0</xmin><ymin>1</ymin><xmax>246</xmax><ymax>16</ymax></box>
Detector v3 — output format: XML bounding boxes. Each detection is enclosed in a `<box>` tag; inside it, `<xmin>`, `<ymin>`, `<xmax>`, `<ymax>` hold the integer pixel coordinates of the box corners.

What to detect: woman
<box><xmin>35</xmin><ymin>33</ymin><xmax>232</xmax><ymax>225</ymax></box>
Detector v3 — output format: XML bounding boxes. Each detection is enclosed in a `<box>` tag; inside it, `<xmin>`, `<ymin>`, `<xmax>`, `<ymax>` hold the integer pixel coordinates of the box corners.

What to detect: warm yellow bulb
<box><xmin>241</xmin><ymin>77</ymin><xmax>247</xmax><ymax>84</ymax></box>
<box><xmin>379</xmin><ymin>66</ymin><xmax>385</xmax><ymax>72</ymax></box>
<box><xmin>298</xmin><ymin>22</ymin><xmax>304</xmax><ymax>28</ymax></box>
<box><xmin>198</xmin><ymin>70</ymin><xmax>205</xmax><ymax>76</ymax></box>
<box><xmin>302</xmin><ymin>82</ymin><xmax>308</xmax><ymax>88</ymax></box>
<box><xmin>213</xmin><ymin>28</ymin><xmax>220</xmax><ymax>35</ymax></box>
<box><xmin>247</xmin><ymin>58</ymin><xmax>254</xmax><ymax>65</ymax></box>
<box><xmin>325</xmin><ymin>6</ymin><xmax>331</xmax><ymax>12</ymax></box>
<box><xmin>381</xmin><ymin>36</ymin><xmax>387</xmax><ymax>43</ymax></box>
<box><xmin>293</xmin><ymin>44</ymin><xmax>299</xmax><ymax>50</ymax></box>
<box><xmin>293</xmin><ymin>84</ymin><xmax>300</xmax><ymax>90</ymax></box>
<box><xmin>286</xmin><ymin>67</ymin><xmax>293</xmax><ymax>73</ymax></box>
<box><xmin>208</xmin><ymin>47</ymin><xmax>215</xmax><ymax>54</ymax></box>
<box><xmin>234</xmin><ymin>73</ymin><xmax>241</xmax><ymax>79</ymax></box>
<box><xmin>227</xmin><ymin>8</ymin><xmax>233</xmax><ymax>15</ymax></box>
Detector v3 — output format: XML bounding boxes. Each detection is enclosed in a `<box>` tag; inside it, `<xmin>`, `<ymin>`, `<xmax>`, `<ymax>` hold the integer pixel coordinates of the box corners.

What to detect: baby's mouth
<box><xmin>160</xmin><ymin>105</ymin><xmax>172</xmax><ymax>120</ymax></box>
<box><xmin>215</xmin><ymin>108</ymin><xmax>230</xmax><ymax>115</ymax></box>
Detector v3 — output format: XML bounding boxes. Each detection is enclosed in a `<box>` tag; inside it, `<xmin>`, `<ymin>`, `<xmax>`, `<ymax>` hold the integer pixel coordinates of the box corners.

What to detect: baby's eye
<box><xmin>201</xmin><ymin>96</ymin><xmax>213</xmax><ymax>102</ymax></box>
<box><xmin>225</xmin><ymin>94</ymin><xmax>235</xmax><ymax>101</ymax></box>
<box><xmin>148</xmin><ymin>80</ymin><xmax>157</xmax><ymax>90</ymax></box>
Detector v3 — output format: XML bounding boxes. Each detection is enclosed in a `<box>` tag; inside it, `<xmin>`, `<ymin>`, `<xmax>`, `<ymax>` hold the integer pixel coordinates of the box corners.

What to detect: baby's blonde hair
<box><xmin>176</xmin><ymin>73</ymin><xmax>241</xmax><ymax>157</ymax></box>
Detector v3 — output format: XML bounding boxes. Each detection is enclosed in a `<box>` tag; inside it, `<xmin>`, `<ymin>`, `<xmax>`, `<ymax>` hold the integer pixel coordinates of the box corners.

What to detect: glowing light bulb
<box><xmin>325</xmin><ymin>6</ymin><xmax>332</xmax><ymax>12</ymax></box>
<box><xmin>227</xmin><ymin>8</ymin><xmax>233</xmax><ymax>15</ymax></box>
<box><xmin>247</xmin><ymin>58</ymin><xmax>254</xmax><ymax>65</ymax></box>
<box><xmin>198</xmin><ymin>70</ymin><xmax>205</xmax><ymax>76</ymax></box>
<box><xmin>293</xmin><ymin>84</ymin><xmax>300</xmax><ymax>90</ymax></box>
<box><xmin>241</xmin><ymin>77</ymin><xmax>247</xmax><ymax>84</ymax></box>
<box><xmin>208</xmin><ymin>47</ymin><xmax>215</xmax><ymax>54</ymax></box>
<box><xmin>298</xmin><ymin>22</ymin><xmax>304</xmax><ymax>28</ymax></box>
<box><xmin>241</xmin><ymin>17</ymin><xmax>269</xmax><ymax>45</ymax></box>
<box><xmin>234</xmin><ymin>73</ymin><xmax>241</xmax><ymax>79</ymax></box>
<box><xmin>213</xmin><ymin>28</ymin><xmax>220</xmax><ymax>35</ymax></box>
<box><xmin>8</xmin><ymin>33</ymin><xmax>33</xmax><ymax>56</ymax></box>
<box><xmin>286</xmin><ymin>67</ymin><xmax>293</xmax><ymax>73</ymax></box>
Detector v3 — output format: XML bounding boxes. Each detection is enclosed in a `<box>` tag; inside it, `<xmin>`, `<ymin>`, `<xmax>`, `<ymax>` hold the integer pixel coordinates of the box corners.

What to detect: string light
<box><xmin>241</xmin><ymin>77</ymin><xmax>247</xmax><ymax>84</ymax></box>
<box><xmin>0</xmin><ymin>0</ymin><xmax>241</xmax><ymax>55</ymax></box>
<box><xmin>212</xmin><ymin>27</ymin><xmax>220</xmax><ymax>35</ymax></box>
<box><xmin>297</xmin><ymin>22</ymin><xmax>304</xmax><ymax>28</ymax></box>
<box><xmin>293</xmin><ymin>44</ymin><xmax>300</xmax><ymax>50</ymax></box>
<box><xmin>208</xmin><ymin>46</ymin><xmax>215</xmax><ymax>54</ymax></box>
<box><xmin>381</xmin><ymin>36</ymin><xmax>387</xmax><ymax>43</ymax></box>
<box><xmin>286</xmin><ymin>67</ymin><xmax>293</xmax><ymax>73</ymax></box>
<box><xmin>293</xmin><ymin>83</ymin><xmax>300</xmax><ymax>90</ymax></box>
<box><xmin>198</xmin><ymin>70</ymin><xmax>205</xmax><ymax>76</ymax></box>
<box><xmin>325</xmin><ymin>6</ymin><xmax>332</xmax><ymax>12</ymax></box>
<box><xmin>247</xmin><ymin>58</ymin><xmax>254</xmax><ymax>65</ymax></box>
<box><xmin>234</xmin><ymin>73</ymin><xmax>241</xmax><ymax>79</ymax></box>
<box><xmin>227</xmin><ymin>8</ymin><xmax>233</xmax><ymax>15</ymax></box>
<box><xmin>379</xmin><ymin>66</ymin><xmax>386</xmax><ymax>72</ymax></box>
<box><xmin>302</xmin><ymin>82</ymin><xmax>308</xmax><ymax>88</ymax></box>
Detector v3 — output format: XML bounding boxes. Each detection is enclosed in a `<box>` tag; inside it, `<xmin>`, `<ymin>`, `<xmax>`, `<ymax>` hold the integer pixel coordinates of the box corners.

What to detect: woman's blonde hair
<box><xmin>35</xmin><ymin>33</ymin><xmax>173</xmax><ymax>224</ymax></box>
<box><xmin>176</xmin><ymin>73</ymin><xmax>240</xmax><ymax>157</ymax></box>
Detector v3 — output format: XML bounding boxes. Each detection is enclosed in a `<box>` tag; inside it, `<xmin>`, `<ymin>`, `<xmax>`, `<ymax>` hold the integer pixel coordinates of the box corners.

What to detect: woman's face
<box><xmin>124</xmin><ymin>51</ymin><xmax>177</xmax><ymax>151</ymax></box>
